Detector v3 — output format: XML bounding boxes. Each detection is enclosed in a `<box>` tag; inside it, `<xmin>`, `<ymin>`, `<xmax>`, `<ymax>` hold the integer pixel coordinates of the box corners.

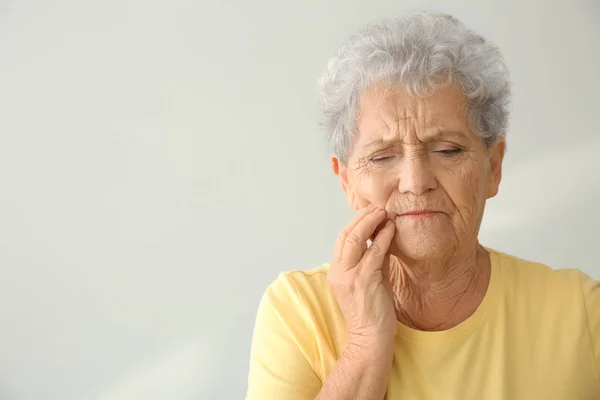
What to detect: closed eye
<box><xmin>435</xmin><ymin>148</ymin><xmax>463</xmax><ymax>156</ymax></box>
<box><xmin>370</xmin><ymin>156</ymin><xmax>395</xmax><ymax>164</ymax></box>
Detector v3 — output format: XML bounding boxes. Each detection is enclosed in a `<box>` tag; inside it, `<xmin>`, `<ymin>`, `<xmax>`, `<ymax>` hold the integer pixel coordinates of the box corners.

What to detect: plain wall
<box><xmin>0</xmin><ymin>0</ymin><xmax>598</xmax><ymax>399</ymax></box>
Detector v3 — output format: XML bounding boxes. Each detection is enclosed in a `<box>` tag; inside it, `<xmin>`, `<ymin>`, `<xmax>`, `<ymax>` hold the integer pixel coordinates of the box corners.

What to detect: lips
<box><xmin>397</xmin><ymin>210</ymin><xmax>441</xmax><ymax>220</ymax></box>
<box><xmin>399</xmin><ymin>210</ymin><xmax>439</xmax><ymax>216</ymax></box>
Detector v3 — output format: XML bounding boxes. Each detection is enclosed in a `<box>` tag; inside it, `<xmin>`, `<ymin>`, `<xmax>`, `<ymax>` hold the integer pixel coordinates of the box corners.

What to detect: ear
<box><xmin>331</xmin><ymin>154</ymin><xmax>358</xmax><ymax>210</ymax></box>
<box><xmin>487</xmin><ymin>138</ymin><xmax>506</xmax><ymax>199</ymax></box>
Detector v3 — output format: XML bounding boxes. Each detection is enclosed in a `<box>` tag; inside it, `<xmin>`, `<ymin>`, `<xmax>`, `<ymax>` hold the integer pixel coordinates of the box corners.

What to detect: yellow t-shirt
<box><xmin>246</xmin><ymin>249</ymin><xmax>600</xmax><ymax>399</ymax></box>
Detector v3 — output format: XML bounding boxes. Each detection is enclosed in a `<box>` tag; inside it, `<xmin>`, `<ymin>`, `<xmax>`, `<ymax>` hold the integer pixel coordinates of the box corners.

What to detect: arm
<box><xmin>316</xmin><ymin>206</ymin><xmax>397</xmax><ymax>399</ymax></box>
<box><xmin>246</xmin><ymin>278</ymin><xmax>393</xmax><ymax>400</ymax></box>
<box><xmin>315</xmin><ymin>339</ymin><xmax>393</xmax><ymax>400</ymax></box>
<box><xmin>246</xmin><ymin>279</ymin><xmax>322</xmax><ymax>400</ymax></box>
<box><xmin>247</xmin><ymin>206</ymin><xmax>397</xmax><ymax>400</ymax></box>
<box><xmin>246</xmin><ymin>277</ymin><xmax>394</xmax><ymax>400</ymax></box>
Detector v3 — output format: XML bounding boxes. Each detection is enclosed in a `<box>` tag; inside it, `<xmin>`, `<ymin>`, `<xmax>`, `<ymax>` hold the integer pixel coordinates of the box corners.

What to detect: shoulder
<box><xmin>487</xmin><ymin>247</ymin><xmax>598</xmax><ymax>323</ymax></box>
<box><xmin>265</xmin><ymin>264</ymin><xmax>336</xmax><ymax>318</ymax></box>
<box><xmin>489</xmin><ymin>247</ymin><xmax>583</xmax><ymax>292</ymax></box>
<box><xmin>252</xmin><ymin>264</ymin><xmax>333</xmax><ymax>349</ymax></box>
<box><xmin>489</xmin><ymin>247</ymin><xmax>599</xmax><ymax>324</ymax></box>
<box><xmin>489</xmin><ymin>248</ymin><xmax>600</xmax><ymax>379</ymax></box>
<box><xmin>262</xmin><ymin>263</ymin><xmax>345</xmax><ymax>334</ymax></box>
<box><xmin>271</xmin><ymin>264</ymin><xmax>331</xmax><ymax>296</ymax></box>
<box><xmin>247</xmin><ymin>266</ymin><xmax>332</xmax><ymax>398</ymax></box>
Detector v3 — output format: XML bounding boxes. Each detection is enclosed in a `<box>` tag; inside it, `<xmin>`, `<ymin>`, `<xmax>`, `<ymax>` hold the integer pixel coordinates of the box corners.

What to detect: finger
<box><xmin>381</xmin><ymin>253</ymin><xmax>392</xmax><ymax>280</ymax></box>
<box><xmin>341</xmin><ymin>209</ymin><xmax>388</xmax><ymax>267</ymax></box>
<box><xmin>332</xmin><ymin>204</ymin><xmax>377</xmax><ymax>263</ymax></box>
<box><xmin>361</xmin><ymin>220</ymin><xmax>396</xmax><ymax>273</ymax></box>
<box><xmin>370</xmin><ymin>216</ymin><xmax>391</xmax><ymax>242</ymax></box>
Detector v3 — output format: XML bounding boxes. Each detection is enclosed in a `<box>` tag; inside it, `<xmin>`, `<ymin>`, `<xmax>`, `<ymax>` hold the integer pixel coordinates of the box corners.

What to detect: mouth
<box><xmin>397</xmin><ymin>210</ymin><xmax>441</xmax><ymax>220</ymax></box>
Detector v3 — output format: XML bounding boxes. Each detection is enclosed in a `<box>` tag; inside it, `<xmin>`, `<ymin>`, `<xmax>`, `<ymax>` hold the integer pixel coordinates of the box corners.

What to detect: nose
<box><xmin>396</xmin><ymin>152</ymin><xmax>437</xmax><ymax>195</ymax></box>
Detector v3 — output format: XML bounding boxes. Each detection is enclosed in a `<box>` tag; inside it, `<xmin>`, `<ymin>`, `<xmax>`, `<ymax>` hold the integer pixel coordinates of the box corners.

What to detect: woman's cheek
<box><xmin>354</xmin><ymin>172</ymin><xmax>395</xmax><ymax>209</ymax></box>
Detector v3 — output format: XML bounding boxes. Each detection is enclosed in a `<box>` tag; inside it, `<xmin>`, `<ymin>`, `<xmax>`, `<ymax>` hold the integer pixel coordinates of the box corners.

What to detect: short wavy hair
<box><xmin>317</xmin><ymin>11</ymin><xmax>511</xmax><ymax>164</ymax></box>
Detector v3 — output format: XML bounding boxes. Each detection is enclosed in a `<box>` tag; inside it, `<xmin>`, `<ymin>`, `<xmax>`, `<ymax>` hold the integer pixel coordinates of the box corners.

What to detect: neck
<box><xmin>389</xmin><ymin>244</ymin><xmax>490</xmax><ymax>332</ymax></box>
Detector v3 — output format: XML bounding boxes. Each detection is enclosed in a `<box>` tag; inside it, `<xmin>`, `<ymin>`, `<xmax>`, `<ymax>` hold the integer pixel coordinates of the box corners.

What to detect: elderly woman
<box><xmin>245</xmin><ymin>12</ymin><xmax>600</xmax><ymax>400</ymax></box>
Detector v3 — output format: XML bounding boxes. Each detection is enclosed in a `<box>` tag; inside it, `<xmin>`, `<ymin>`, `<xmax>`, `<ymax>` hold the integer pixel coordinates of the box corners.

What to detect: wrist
<box><xmin>347</xmin><ymin>329</ymin><xmax>396</xmax><ymax>347</ymax></box>
<box><xmin>345</xmin><ymin>334</ymin><xmax>394</xmax><ymax>361</ymax></box>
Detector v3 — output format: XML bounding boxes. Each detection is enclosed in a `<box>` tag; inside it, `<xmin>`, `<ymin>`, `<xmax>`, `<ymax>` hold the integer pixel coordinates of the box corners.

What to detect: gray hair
<box><xmin>317</xmin><ymin>11</ymin><xmax>511</xmax><ymax>164</ymax></box>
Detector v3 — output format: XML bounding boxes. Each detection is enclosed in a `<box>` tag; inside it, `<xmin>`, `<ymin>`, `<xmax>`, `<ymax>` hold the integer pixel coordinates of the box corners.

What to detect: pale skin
<box><xmin>316</xmin><ymin>83</ymin><xmax>505</xmax><ymax>399</ymax></box>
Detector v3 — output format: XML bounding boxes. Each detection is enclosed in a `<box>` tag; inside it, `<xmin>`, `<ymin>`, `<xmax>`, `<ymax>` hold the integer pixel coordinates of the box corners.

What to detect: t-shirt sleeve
<box><xmin>579</xmin><ymin>270</ymin><xmax>600</xmax><ymax>379</ymax></box>
<box><xmin>245</xmin><ymin>275</ymin><xmax>323</xmax><ymax>400</ymax></box>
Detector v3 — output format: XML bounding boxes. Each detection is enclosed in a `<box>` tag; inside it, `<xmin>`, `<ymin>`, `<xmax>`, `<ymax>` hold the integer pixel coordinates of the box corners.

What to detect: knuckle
<box><xmin>337</xmin><ymin>228</ymin><xmax>349</xmax><ymax>242</ymax></box>
<box><xmin>345</xmin><ymin>232</ymin><xmax>362</xmax><ymax>247</ymax></box>
<box><xmin>367</xmin><ymin>242</ymin><xmax>384</xmax><ymax>256</ymax></box>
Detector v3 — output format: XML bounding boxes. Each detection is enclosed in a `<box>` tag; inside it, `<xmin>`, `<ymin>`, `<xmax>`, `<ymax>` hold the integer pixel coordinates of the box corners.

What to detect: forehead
<box><xmin>355</xmin><ymin>84</ymin><xmax>472</xmax><ymax>145</ymax></box>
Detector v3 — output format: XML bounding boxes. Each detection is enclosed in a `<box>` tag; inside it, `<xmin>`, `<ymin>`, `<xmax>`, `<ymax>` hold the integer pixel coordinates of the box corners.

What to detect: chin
<box><xmin>389</xmin><ymin>226</ymin><xmax>456</xmax><ymax>262</ymax></box>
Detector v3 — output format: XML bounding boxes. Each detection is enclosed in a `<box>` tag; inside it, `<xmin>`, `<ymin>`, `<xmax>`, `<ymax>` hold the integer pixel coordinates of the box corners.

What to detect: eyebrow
<box><xmin>362</xmin><ymin>129</ymin><xmax>468</xmax><ymax>149</ymax></box>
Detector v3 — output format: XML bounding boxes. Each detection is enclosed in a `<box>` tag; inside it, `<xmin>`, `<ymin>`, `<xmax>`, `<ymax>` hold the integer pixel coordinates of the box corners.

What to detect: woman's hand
<box><xmin>327</xmin><ymin>205</ymin><xmax>397</xmax><ymax>348</ymax></box>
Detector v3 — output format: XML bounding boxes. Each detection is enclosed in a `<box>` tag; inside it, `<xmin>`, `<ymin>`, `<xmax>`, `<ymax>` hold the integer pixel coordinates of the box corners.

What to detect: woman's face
<box><xmin>333</xmin><ymin>84</ymin><xmax>505</xmax><ymax>261</ymax></box>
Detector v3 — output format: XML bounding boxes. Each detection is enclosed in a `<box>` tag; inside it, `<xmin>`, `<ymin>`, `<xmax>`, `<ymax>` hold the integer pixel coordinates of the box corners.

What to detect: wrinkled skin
<box><xmin>333</xmin><ymin>83</ymin><xmax>504</xmax><ymax>266</ymax></box>
<box><xmin>329</xmin><ymin>83</ymin><xmax>505</xmax><ymax>332</ymax></box>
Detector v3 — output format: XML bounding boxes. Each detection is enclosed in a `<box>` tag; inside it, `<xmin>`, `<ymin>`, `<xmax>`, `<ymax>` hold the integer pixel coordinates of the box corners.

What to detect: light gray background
<box><xmin>0</xmin><ymin>0</ymin><xmax>598</xmax><ymax>399</ymax></box>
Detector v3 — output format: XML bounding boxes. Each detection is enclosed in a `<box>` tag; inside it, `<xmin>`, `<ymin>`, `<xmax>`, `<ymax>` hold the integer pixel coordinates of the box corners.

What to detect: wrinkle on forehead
<box><xmin>356</xmin><ymin>84</ymin><xmax>471</xmax><ymax>148</ymax></box>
